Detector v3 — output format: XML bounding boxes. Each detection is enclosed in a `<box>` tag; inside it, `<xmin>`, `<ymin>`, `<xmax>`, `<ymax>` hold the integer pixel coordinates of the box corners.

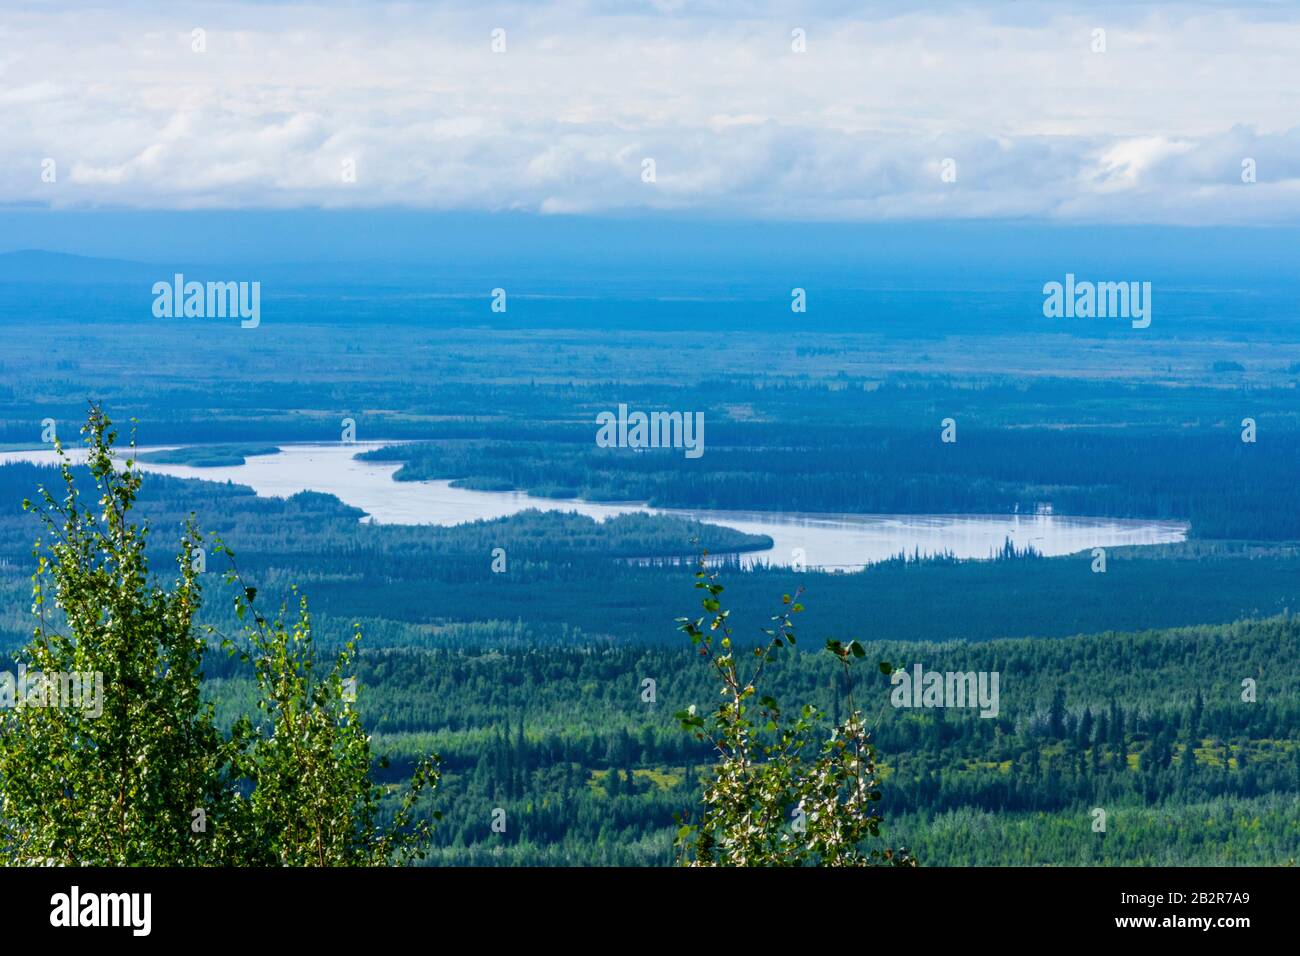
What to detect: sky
<box><xmin>2</xmin><ymin>0</ymin><xmax>1299</xmax><ymax>226</ymax></box>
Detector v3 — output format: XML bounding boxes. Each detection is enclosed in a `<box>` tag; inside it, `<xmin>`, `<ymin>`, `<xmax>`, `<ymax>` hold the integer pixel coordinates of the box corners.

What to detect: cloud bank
<box><xmin>2</xmin><ymin>1</ymin><xmax>1298</xmax><ymax>223</ymax></box>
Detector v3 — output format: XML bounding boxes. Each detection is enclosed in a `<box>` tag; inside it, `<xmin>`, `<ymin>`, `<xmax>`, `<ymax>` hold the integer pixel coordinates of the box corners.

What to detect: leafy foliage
<box><xmin>0</xmin><ymin>405</ymin><xmax>439</xmax><ymax>866</ymax></box>
<box><xmin>673</xmin><ymin>557</ymin><xmax>914</xmax><ymax>866</ymax></box>
<box><xmin>213</xmin><ymin>566</ymin><xmax>440</xmax><ymax>865</ymax></box>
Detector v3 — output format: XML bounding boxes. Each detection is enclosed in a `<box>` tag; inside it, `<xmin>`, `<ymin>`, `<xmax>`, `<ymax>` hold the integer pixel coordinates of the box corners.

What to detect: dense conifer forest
<box><xmin>2</xmin><ymin>270</ymin><xmax>1297</xmax><ymax>868</ymax></box>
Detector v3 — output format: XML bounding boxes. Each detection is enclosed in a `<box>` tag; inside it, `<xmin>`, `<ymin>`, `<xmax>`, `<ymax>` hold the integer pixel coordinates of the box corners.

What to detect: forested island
<box><xmin>136</xmin><ymin>443</ymin><xmax>281</xmax><ymax>467</ymax></box>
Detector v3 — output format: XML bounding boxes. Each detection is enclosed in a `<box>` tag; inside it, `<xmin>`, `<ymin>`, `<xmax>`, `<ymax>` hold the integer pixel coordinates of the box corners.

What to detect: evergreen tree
<box><xmin>1077</xmin><ymin>706</ymin><xmax>1094</xmax><ymax>750</ymax></box>
<box><xmin>1048</xmin><ymin>687</ymin><xmax>1066</xmax><ymax>739</ymax></box>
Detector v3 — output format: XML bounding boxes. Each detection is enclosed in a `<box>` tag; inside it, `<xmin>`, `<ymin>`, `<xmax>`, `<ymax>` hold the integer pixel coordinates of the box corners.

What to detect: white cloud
<box><xmin>2</xmin><ymin>1</ymin><xmax>1298</xmax><ymax>222</ymax></box>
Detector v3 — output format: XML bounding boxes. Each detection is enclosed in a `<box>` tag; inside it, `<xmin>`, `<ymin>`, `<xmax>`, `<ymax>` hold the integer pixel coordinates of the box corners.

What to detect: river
<box><xmin>0</xmin><ymin>443</ymin><xmax>1188</xmax><ymax>570</ymax></box>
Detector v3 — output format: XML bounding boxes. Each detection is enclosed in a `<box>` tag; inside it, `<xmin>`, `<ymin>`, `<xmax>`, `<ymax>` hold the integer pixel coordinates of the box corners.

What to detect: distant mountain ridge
<box><xmin>0</xmin><ymin>249</ymin><xmax>158</xmax><ymax>283</ymax></box>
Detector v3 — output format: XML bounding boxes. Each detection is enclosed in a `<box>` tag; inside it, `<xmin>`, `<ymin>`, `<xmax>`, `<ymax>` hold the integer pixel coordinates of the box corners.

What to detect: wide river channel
<box><xmin>0</xmin><ymin>443</ymin><xmax>1188</xmax><ymax>570</ymax></box>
